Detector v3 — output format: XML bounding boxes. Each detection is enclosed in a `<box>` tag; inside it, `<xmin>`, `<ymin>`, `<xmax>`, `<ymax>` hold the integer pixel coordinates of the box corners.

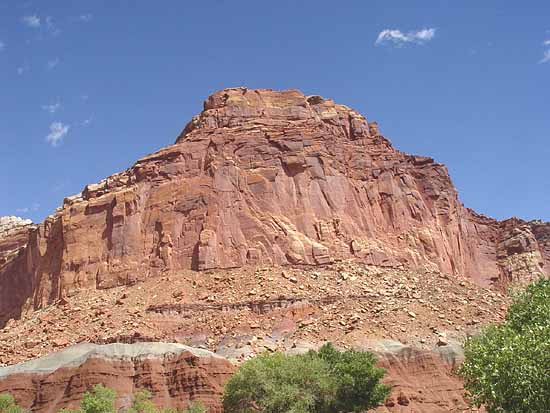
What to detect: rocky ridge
<box><xmin>0</xmin><ymin>342</ymin><xmax>234</xmax><ymax>413</ymax></box>
<box><xmin>0</xmin><ymin>88</ymin><xmax>548</xmax><ymax>329</ymax></box>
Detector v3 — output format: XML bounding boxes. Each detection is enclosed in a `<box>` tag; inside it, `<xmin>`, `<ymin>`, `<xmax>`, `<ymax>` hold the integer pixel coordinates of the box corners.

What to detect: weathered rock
<box><xmin>0</xmin><ymin>88</ymin><xmax>548</xmax><ymax>327</ymax></box>
<box><xmin>0</xmin><ymin>342</ymin><xmax>235</xmax><ymax>413</ymax></box>
<box><xmin>0</xmin><ymin>216</ymin><xmax>33</xmax><ymax>266</ymax></box>
<box><xmin>360</xmin><ymin>340</ymin><xmax>469</xmax><ymax>412</ymax></box>
<box><xmin>497</xmin><ymin>218</ymin><xmax>549</xmax><ymax>285</ymax></box>
<box><xmin>0</xmin><ymin>217</ymin><xmax>36</xmax><ymax>326</ymax></box>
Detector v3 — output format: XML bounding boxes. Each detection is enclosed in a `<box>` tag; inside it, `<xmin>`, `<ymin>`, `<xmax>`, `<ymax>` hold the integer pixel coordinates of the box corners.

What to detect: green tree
<box><xmin>128</xmin><ymin>390</ymin><xmax>157</xmax><ymax>413</ymax></box>
<box><xmin>316</xmin><ymin>343</ymin><xmax>391</xmax><ymax>412</ymax></box>
<box><xmin>458</xmin><ymin>277</ymin><xmax>550</xmax><ymax>413</ymax></box>
<box><xmin>128</xmin><ymin>390</ymin><xmax>206</xmax><ymax>413</ymax></box>
<box><xmin>223</xmin><ymin>345</ymin><xmax>389</xmax><ymax>413</ymax></box>
<box><xmin>0</xmin><ymin>393</ymin><xmax>25</xmax><ymax>413</ymax></box>
<box><xmin>80</xmin><ymin>385</ymin><xmax>116</xmax><ymax>413</ymax></box>
<box><xmin>181</xmin><ymin>402</ymin><xmax>206</xmax><ymax>413</ymax></box>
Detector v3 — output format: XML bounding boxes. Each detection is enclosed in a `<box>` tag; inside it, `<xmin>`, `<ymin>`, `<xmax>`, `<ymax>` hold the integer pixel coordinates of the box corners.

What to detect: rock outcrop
<box><xmin>0</xmin><ymin>342</ymin><xmax>235</xmax><ymax>413</ymax></box>
<box><xmin>0</xmin><ymin>88</ymin><xmax>548</xmax><ymax>327</ymax></box>
<box><xmin>0</xmin><ymin>217</ymin><xmax>36</xmax><ymax>326</ymax></box>
<box><xmin>0</xmin><ymin>217</ymin><xmax>33</xmax><ymax>266</ymax></box>
<box><xmin>362</xmin><ymin>340</ymin><xmax>469</xmax><ymax>412</ymax></box>
<box><xmin>0</xmin><ymin>340</ymin><xmax>471</xmax><ymax>413</ymax></box>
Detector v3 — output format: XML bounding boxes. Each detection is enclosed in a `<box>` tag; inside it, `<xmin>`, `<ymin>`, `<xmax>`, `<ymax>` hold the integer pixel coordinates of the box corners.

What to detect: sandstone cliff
<box><xmin>0</xmin><ymin>342</ymin><xmax>235</xmax><ymax>413</ymax></box>
<box><xmin>1</xmin><ymin>88</ymin><xmax>548</xmax><ymax>327</ymax></box>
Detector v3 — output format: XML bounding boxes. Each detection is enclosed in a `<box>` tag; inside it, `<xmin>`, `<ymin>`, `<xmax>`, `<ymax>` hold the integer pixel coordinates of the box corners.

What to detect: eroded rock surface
<box><xmin>0</xmin><ymin>339</ymin><xmax>473</xmax><ymax>413</ymax></box>
<box><xmin>0</xmin><ymin>88</ymin><xmax>548</xmax><ymax>327</ymax></box>
<box><xmin>362</xmin><ymin>340</ymin><xmax>470</xmax><ymax>412</ymax></box>
<box><xmin>0</xmin><ymin>342</ymin><xmax>235</xmax><ymax>413</ymax></box>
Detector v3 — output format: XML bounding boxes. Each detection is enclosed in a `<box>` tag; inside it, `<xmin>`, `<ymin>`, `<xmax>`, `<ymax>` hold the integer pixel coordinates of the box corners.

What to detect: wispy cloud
<box><xmin>540</xmin><ymin>40</ymin><xmax>550</xmax><ymax>64</ymax></box>
<box><xmin>17</xmin><ymin>66</ymin><xmax>28</xmax><ymax>75</ymax></box>
<box><xmin>47</xmin><ymin>57</ymin><xmax>60</xmax><ymax>69</ymax></box>
<box><xmin>46</xmin><ymin>122</ymin><xmax>70</xmax><ymax>146</ymax></box>
<box><xmin>16</xmin><ymin>203</ymin><xmax>40</xmax><ymax>214</ymax></box>
<box><xmin>45</xmin><ymin>16</ymin><xmax>61</xmax><ymax>36</ymax></box>
<box><xmin>42</xmin><ymin>102</ymin><xmax>61</xmax><ymax>114</ymax></box>
<box><xmin>0</xmin><ymin>41</ymin><xmax>5</xmax><ymax>51</ymax></box>
<box><xmin>22</xmin><ymin>15</ymin><xmax>41</xmax><ymax>28</ymax></box>
<box><xmin>78</xmin><ymin>14</ymin><xmax>93</xmax><ymax>22</ymax></box>
<box><xmin>375</xmin><ymin>28</ymin><xmax>436</xmax><ymax>47</ymax></box>
<box><xmin>82</xmin><ymin>115</ymin><xmax>93</xmax><ymax>126</ymax></box>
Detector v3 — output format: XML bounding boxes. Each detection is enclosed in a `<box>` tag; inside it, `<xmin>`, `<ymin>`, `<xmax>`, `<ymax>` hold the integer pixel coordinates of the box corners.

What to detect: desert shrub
<box><xmin>129</xmin><ymin>390</ymin><xmax>206</xmax><ymax>413</ymax></box>
<box><xmin>223</xmin><ymin>343</ymin><xmax>390</xmax><ymax>413</ymax></box>
<box><xmin>81</xmin><ymin>385</ymin><xmax>116</xmax><ymax>413</ymax></box>
<box><xmin>128</xmin><ymin>390</ymin><xmax>157</xmax><ymax>413</ymax></box>
<box><xmin>458</xmin><ymin>277</ymin><xmax>550</xmax><ymax>412</ymax></box>
<box><xmin>0</xmin><ymin>393</ymin><xmax>25</xmax><ymax>413</ymax></box>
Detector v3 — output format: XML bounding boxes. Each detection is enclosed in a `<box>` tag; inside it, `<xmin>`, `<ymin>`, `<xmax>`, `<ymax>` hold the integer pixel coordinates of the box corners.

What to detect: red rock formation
<box><xmin>363</xmin><ymin>341</ymin><xmax>471</xmax><ymax>412</ymax></box>
<box><xmin>497</xmin><ymin>218</ymin><xmax>550</xmax><ymax>284</ymax></box>
<box><xmin>1</xmin><ymin>88</ymin><xmax>548</xmax><ymax>327</ymax></box>
<box><xmin>0</xmin><ymin>340</ymin><xmax>473</xmax><ymax>413</ymax></box>
<box><xmin>0</xmin><ymin>343</ymin><xmax>235</xmax><ymax>413</ymax></box>
<box><xmin>0</xmin><ymin>217</ymin><xmax>36</xmax><ymax>325</ymax></box>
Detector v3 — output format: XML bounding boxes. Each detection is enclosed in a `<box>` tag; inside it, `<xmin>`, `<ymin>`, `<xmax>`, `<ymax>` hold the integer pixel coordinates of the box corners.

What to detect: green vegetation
<box><xmin>223</xmin><ymin>343</ymin><xmax>390</xmax><ymax>413</ymax></box>
<box><xmin>1</xmin><ymin>385</ymin><xmax>205</xmax><ymax>413</ymax></box>
<box><xmin>458</xmin><ymin>277</ymin><xmax>550</xmax><ymax>413</ymax></box>
<box><xmin>0</xmin><ymin>393</ymin><xmax>25</xmax><ymax>413</ymax></box>
<box><xmin>127</xmin><ymin>390</ymin><xmax>205</xmax><ymax>413</ymax></box>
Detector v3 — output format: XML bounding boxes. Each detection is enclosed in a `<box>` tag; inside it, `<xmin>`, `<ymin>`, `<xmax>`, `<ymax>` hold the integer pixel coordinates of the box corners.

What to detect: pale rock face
<box><xmin>0</xmin><ymin>88</ymin><xmax>548</xmax><ymax>327</ymax></box>
<box><xmin>0</xmin><ymin>216</ymin><xmax>32</xmax><ymax>234</ymax></box>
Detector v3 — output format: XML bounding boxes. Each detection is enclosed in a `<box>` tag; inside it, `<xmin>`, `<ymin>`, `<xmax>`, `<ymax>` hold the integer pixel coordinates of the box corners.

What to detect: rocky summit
<box><xmin>0</xmin><ymin>88</ymin><xmax>548</xmax><ymax>412</ymax></box>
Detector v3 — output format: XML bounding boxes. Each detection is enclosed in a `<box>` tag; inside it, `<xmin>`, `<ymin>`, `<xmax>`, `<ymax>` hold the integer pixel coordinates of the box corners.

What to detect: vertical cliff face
<box><xmin>0</xmin><ymin>88</ymin><xmax>547</xmax><ymax>326</ymax></box>
<box><xmin>0</xmin><ymin>217</ymin><xmax>36</xmax><ymax>325</ymax></box>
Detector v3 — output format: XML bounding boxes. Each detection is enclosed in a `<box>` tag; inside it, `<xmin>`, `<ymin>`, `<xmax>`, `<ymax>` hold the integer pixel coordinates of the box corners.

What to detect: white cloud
<box><xmin>0</xmin><ymin>41</ymin><xmax>4</xmax><ymax>51</ymax></box>
<box><xmin>22</xmin><ymin>15</ymin><xmax>41</xmax><ymax>28</ymax></box>
<box><xmin>78</xmin><ymin>14</ymin><xmax>93</xmax><ymax>22</ymax></box>
<box><xmin>16</xmin><ymin>203</ymin><xmax>40</xmax><ymax>214</ymax></box>
<box><xmin>375</xmin><ymin>28</ymin><xmax>436</xmax><ymax>46</ymax></box>
<box><xmin>42</xmin><ymin>102</ymin><xmax>61</xmax><ymax>113</ymax></box>
<box><xmin>46</xmin><ymin>122</ymin><xmax>70</xmax><ymax>146</ymax></box>
<box><xmin>47</xmin><ymin>57</ymin><xmax>60</xmax><ymax>69</ymax></box>
<box><xmin>540</xmin><ymin>40</ymin><xmax>550</xmax><ymax>64</ymax></box>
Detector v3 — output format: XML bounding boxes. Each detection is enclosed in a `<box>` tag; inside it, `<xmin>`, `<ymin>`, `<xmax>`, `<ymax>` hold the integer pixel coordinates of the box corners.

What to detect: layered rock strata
<box><xmin>1</xmin><ymin>88</ymin><xmax>548</xmax><ymax>327</ymax></box>
<box><xmin>0</xmin><ymin>342</ymin><xmax>235</xmax><ymax>413</ymax></box>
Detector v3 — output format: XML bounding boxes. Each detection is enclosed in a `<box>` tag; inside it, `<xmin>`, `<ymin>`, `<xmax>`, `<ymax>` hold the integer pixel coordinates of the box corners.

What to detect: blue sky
<box><xmin>0</xmin><ymin>1</ymin><xmax>549</xmax><ymax>222</ymax></box>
